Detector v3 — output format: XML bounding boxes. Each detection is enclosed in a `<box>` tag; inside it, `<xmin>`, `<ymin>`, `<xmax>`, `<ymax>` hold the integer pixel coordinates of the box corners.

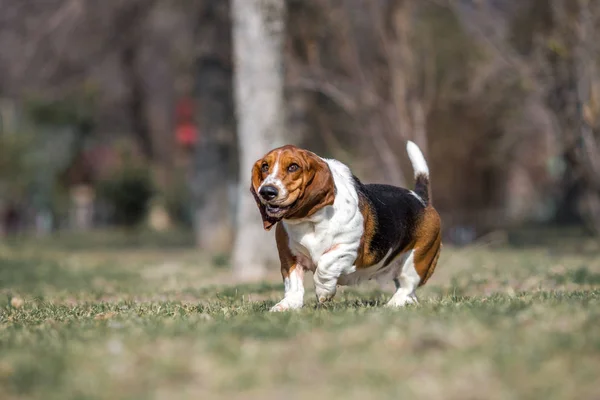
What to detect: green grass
<box><xmin>1</xmin><ymin>231</ymin><xmax>599</xmax><ymax>400</ymax></box>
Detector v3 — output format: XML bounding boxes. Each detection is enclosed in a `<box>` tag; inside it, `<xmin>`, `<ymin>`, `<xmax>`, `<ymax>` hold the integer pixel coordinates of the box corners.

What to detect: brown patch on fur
<box><xmin>414</xmin><ymin>174</ymin><xmax>430</xmax><ymax>205</ymax></box>
<box><xmin>283</xmin><ymin>150</ymin><xmax>335</xmax><ymax>220</ymax></box>
<box><xmin>354</xmin><ymin>194</ymin><xmax>379</xmax><ymax>268</ymax></box>
<box><xmin>251</xmin><ymin>145</ymin><xmax>336</xmax><ymax>230</ymax></box>
<box><xmin>413</xmin><ymin>206</ymin><xmax>442</xmax><ymax>286</ymax></box>
<box><xmin>275</xmin><ymin>223</ymin><xmax>297</xmax><ymax>278</ymax></box>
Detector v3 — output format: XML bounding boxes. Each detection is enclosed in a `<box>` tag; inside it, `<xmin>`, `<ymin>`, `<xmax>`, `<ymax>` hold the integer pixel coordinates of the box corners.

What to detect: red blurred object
<box><xmin>176</xmin><ymin>123</ymin><xmax>198</xmax><ymax>146</ymax></box>
<box><xmin>175</xmin><ymin>97</ymin><xmax>199</xmax><ymax>147</ymax></box>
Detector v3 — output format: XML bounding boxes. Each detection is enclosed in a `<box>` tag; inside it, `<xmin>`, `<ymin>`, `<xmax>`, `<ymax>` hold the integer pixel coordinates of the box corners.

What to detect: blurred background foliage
<box><xmin>0</xmin><ymin>0</ymin><xmax>598</xmax><ymax>253</ymax></box>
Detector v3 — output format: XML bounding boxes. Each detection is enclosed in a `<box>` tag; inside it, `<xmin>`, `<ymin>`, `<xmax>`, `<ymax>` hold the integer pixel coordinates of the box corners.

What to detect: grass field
<box><xmin>1</xmin><ymin>229</ymin><xmax>599</xmax><ymax>400</ymax></box>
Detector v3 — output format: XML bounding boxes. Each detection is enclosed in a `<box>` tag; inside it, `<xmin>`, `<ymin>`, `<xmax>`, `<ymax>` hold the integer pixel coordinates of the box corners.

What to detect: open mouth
<box><xmin>265</xmin><ymin>204</ymin><xmax>289</xmax><ymax>217</ymax></box>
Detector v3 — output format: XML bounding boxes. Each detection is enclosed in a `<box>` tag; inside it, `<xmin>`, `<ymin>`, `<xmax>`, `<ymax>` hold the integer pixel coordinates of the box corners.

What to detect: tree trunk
<box><xmin>120</xmin><ymin>43</ymin><xmax>154</xmax><ymax>161</ymax></box>
<box><xmin>573</xmin><ymin>0</ymin><xmax>600</xmax><ymax>234</ymax></box>
<box><xmin>192</xmin><ymin>1</ymin><xmax>237</xmax><ymax>254</ymax></box>
<box><xmin>544</xmin><ymin>0</ymin><xmax>600</xmax><ymax>232</ymax></box>
<box><xmin>193</xmin><ymin>141</ymin><xmax>235</xmax><ymax>253</ymax></box>
<box><xmin>231</xmin><ymin>0</ymin><xmax>287</xmax><ymax>279</ymax></box>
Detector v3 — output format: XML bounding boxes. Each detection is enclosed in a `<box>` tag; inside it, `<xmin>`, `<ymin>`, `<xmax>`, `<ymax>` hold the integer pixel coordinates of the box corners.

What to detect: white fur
<box><xmin>406</xmin><ymin>141</ymin><xmax>429</xmax><ymax>178</ymax></box>
<box><xmin>270</xmin><ymin>266</ymin><xmax>304</xmax><ymax>311</ymax></box>
<box><xmin>338</xmin><ymin>248</ymin><xmax>401</xmax><ymax>286</ymax></box>
<box><xmin>409</xmin><ymin>190</ymin><xmax>426</xmax><ymax>206</ymax></box>
<box><xmin>280</xmin><ymin>158</ymin><xmax>364</xmax><ymax>304</ymax></box>
<box><xmin>337</xmin><ymin>248</ymin><xmax>393</xmax><ymax>284</ymax></box>
<box><xmin>386</xmin><ymin>250</ymin><xmax>421</xmax><ymax>307</ymax></box>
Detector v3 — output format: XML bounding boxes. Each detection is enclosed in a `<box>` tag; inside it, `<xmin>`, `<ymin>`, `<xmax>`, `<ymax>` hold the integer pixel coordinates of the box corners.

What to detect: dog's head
<box><xmin>250</xmin><ymin>145</ymin><xmax>336</xmax><ymax>230</ymax></box>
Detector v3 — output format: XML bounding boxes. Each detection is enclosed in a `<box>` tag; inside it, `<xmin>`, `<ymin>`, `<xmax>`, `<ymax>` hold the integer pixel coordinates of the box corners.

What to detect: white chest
<box><xmin>283</xmin><ymin>202</ymin><xmax>364</xmax><ymax>269</ymax></box>
<box><xmin>284</xmin><ymin>216</ymin><xmax>335</xmax><ymax>263</ymax></box>
<box><xmin>282</xmin><ymin>157</ymin><xmax>365</xmax><ymax>271</ymax></box>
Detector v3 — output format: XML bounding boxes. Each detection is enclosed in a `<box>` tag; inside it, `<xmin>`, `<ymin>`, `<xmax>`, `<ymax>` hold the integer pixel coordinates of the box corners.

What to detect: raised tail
<box><xmin>406</xmin><ymin>141</ymin><xmax>431</xmax><ymax>206</ymax></box>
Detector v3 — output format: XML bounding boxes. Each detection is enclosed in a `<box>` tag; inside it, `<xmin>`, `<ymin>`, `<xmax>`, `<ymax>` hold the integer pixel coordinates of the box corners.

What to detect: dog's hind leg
<box><xmin>386</xmin><ymin>250</ymin><xmax>420</xmax><ymax>307</ymax></box>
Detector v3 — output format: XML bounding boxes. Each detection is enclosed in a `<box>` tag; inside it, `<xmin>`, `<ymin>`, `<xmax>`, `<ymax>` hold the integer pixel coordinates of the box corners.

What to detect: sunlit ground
<box><xmin>1</xmin><ymin>229</ymin><xmax>599</xmax><ymax>400</ymax></box>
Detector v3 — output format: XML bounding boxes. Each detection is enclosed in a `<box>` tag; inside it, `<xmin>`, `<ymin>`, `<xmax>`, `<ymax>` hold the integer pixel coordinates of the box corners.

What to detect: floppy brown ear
<box><xmin>286</xmin><ymin>153</ymin><xmax>335</xmax><ymax>219</ymax></box>
<box><xmin>250</xmin><ymin>162</ymin><xmax>280</xmax><ymax>231</ymax></box>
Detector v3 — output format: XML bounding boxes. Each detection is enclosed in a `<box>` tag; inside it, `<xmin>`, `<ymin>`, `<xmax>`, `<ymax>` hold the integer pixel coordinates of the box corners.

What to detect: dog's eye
<box><xmin>261</xmin><ymin>163</ymin><xmax>269</xmax><ymax>173</ymax></box>
<box><xmin>287</xmin><ymin>163</ymin><xmax>299</xmax><ymax>173</ymax></box>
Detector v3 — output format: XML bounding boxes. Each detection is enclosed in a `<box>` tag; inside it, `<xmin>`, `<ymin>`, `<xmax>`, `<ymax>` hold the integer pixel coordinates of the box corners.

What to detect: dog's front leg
<box><xmin>314</xmin><ymin>247</ymin><xmax>357</xmax><ymax>304</ymax></box>
<box><xmin>270</xmin><ymin>263</ymin><xmax>305</xmax><ymax>312</ymax></box>
<box><xmin>270</xmin><ymin>224</ymin><xmax>306</xmax><ymax>312</ymax></box>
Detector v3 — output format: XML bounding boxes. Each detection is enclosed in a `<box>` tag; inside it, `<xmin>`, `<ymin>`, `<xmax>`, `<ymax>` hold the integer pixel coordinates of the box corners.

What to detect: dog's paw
<box><xmin>385</xmin><ymin>293</ymin><xmax>419</xmax><ymax>308</ymax></box>
<box><xmin>313</xmin><ymin>271</ymin><xmax>339</xmax><ymax>304</ymax></box>
<box><xmin>315</xmin><ymin>286</ymin><xmax>337</xmax><ymax>304</ymax></box>
<box><xmin>269</xmin><ymin>297</ymin><xmax>303</xmax><ymax>312</ymax></box>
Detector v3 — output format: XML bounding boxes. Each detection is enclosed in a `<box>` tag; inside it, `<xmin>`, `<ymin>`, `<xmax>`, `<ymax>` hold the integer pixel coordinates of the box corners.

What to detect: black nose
<box><xmin>259</xmin><ymin>185</ymin><xmax>278</xmax><ymax>201</ymax></box>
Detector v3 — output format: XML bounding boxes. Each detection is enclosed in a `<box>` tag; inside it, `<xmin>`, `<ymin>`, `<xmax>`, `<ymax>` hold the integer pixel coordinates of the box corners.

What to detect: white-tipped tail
<box><xmin>406</xmin><ymin>141</ymin><xmax>429</xmax><ymax>178</ymax></box>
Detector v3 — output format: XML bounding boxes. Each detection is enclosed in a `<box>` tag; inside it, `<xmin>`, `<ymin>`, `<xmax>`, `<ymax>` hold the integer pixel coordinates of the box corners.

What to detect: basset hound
<box><xmin>250</xmin><ymin>141</ymin><xmax>442</xmax><ymax>311</ymax></box>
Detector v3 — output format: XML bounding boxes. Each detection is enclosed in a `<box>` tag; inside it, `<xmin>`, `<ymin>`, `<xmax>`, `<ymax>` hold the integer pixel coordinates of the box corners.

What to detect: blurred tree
<box><xmin>1</xmin><ymin>0</ymin><xmax>598</xmax><ymax>240</ymax></box>
<box><xmin>0</xmin><ymin>0</ymin><xmax>173</xmax><ymax>178</ymax></box>
<box><xmin>542</xmin><ymin>0</ymin><xmax>600</xmax><ymax>234</ymax></box>
<box><xmin>190</xmin><ymin>0</ymin><xmax>237</xmax><ymax>254</ymax></box>
<box><xmin>118</xmin><ymin>2</ymin><xmax>156</xmax><ymax>162</ymax></box>
<box><xmin>470</xmin><ymin>0</ymin><xmax>600</xmax><ymax>233</ymax></box>
<box><xmin>231</xmin><ymin>0</ymin><xmax>288</xmax><ymax>279</ymax></box>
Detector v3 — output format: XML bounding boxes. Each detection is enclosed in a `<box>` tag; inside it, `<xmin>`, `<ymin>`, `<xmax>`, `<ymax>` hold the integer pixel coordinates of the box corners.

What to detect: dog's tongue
<box><xmin>267</xmin><ymin>205</ymin><xmax>280</xmax><ymax>213</ymax></box>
